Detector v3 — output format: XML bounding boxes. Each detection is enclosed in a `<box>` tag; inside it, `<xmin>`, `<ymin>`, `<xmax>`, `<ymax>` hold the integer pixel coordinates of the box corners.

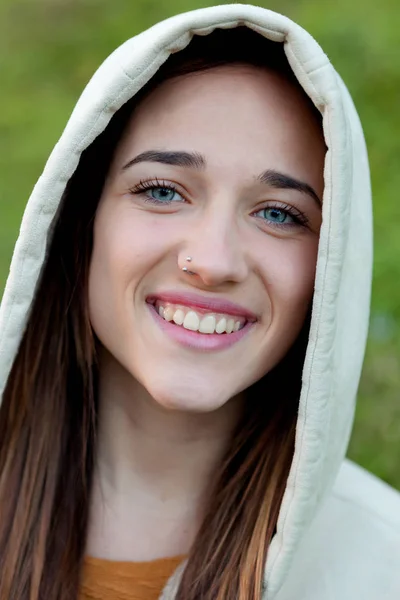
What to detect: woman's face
<box><xmin>89</xmin><ymin>63</ymin><xmax>325</xmax><ymax>412</ymax></box>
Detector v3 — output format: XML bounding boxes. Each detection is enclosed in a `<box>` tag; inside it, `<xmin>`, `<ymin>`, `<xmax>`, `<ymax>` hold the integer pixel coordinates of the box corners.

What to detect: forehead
<box><xmin>112</xmin><ymin>65</ymin><xmax>325</xmax><ymax>183</ymax></box>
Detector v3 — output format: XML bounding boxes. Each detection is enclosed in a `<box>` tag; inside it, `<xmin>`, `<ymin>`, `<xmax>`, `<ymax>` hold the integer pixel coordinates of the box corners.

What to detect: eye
<box><xmin>254</xmin><ymin>204</ymin><xmax>308</xmax><ymax>228</ymax></box>
<box><xmin>129</xmin><ymin>179</ymin><xmax>185</xmax><ymax>205</ymax></box>
<box><xmin>259</xmin><ymin>207</ymin><xmax>294</xmax><ymax>224</ymax></box>
<box><xmin>148</xmin><ymin>186</ymin><xmax>183</xmax><ymax>203</ymax></box>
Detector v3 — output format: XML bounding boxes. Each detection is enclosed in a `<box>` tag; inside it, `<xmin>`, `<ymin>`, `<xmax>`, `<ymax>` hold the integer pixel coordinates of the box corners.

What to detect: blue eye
<box><xmin>257</xmin><ymin>207</ymin><xmax>294</xmax><ymax>224</ymax></box>
<box><xmin>130</xmin><ymin>180</ymin><xmax>185</xmax><ymax>205</ymax></box>
<box><xmin>149</xmin><ymin>187</ymin><xmax>181</xmax><ymax>203</ymax></box>
<box><xmin>254</xmin><ymin>204</ymin><xmax>309</xmax><ymax>228</ymax></box>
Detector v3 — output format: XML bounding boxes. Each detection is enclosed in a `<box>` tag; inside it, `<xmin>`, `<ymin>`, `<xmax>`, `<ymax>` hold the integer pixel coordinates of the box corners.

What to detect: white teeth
<box><xmin>199</xmin><ymin>315</ymin><xmax>216</xmax><ymax>334</ymax></box>
<box><xmin>183</xmin><ymin>311</ymin><xmax>200</xmax><ymax>331</ymax></box>
<box><xmin>215</xmin><ymin>317</ymin><xmax>227</xmax><ymax>334</ymax></box>
<box><xmin>163</xmin><ymin>306</ymin><xmax>175</xmax><ymax>321</ymax></box>
<box><xmin>173</xmin><ymin>309</ymin><xmax>185</xmax><ymax>325</ymax></box>
<box><xmin>226</xmin><ymin>319</ymin><xmax>235</xmax><ymax>334</ymax></box>
<box><xmin>155</xmin><ymin>302</ymin><xmax>248</xmax><ymax>334</ymax></box>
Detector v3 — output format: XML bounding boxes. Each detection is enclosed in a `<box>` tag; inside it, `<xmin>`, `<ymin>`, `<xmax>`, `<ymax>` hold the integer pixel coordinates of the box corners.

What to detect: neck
<box><xmin>86</xmin><ymin>350</ymin><xmax>243</xmax><ymax>560</ymax></box>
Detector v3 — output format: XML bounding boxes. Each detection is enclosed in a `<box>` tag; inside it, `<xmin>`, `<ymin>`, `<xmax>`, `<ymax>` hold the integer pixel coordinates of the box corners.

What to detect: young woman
<box><xmin>0</xmin><ymin>5</ymin><xmax>399</xmax><ymax>600</ymax></box>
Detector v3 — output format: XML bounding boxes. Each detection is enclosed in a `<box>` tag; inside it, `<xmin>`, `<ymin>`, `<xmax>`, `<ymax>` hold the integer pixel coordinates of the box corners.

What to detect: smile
<box><xmin>156</xmin><ymin>301</ymin><xmax>246</xmax><ymax>334</ymax></box>
<box><xmin>146</xmin><ymin>294</ymin><xmax>257</xmax><ymax>352</ymax></box>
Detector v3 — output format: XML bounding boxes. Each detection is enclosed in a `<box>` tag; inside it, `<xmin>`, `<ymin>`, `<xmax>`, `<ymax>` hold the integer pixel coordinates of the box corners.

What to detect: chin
<box><xmin>146</xmin><ymin>377</ymin><xmax>231</xmax><ymax>414</ymax></box>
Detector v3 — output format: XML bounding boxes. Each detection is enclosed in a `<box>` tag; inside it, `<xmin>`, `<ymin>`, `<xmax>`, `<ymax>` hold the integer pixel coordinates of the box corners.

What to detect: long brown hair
<box><xmin>0</xmin><ymin>28</ymin><xmax>316</xmax><ymax>599</ymax></box>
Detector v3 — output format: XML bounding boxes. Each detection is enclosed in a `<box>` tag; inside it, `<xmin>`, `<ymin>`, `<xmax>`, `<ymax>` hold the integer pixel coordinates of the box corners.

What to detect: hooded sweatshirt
<box><xmin>1</xmin><ymin>4</ymin><xmax>399</xmax><ymax>600</ymax></box>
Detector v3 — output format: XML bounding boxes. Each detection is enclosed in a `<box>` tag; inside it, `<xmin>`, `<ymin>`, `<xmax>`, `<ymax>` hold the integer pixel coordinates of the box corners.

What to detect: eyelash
<box><xmin>129</xmin><ymin>179</ymin><xmax>309</xmax><ymax>229</ymax></box>
<box><xmin>256</xmin><ymin>203</ymin><xmax>309</xmax><ymax>228</ymax></box>
<box><xmin>129</xmin><ymin>178</ymin><xmax>182</xmax><ymax>203</ymax></box>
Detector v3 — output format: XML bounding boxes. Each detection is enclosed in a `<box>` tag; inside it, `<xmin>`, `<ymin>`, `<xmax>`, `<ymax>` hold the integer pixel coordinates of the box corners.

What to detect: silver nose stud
<box><xmin>182</xmin><ymin>256</ymin><xmax>196</xmax><ymax>275</ymax></box>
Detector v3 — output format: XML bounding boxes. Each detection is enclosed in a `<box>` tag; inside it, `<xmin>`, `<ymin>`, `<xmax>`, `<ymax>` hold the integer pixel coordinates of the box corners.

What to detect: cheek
<box><xmin>87</xmin><ymin>206</ymin><xmax>181</xmax><ymax>332</ymax></box>
<box><xmin>252</xmin><ymin>238</ymin><xmax>318</xmax><ymax>378</ymax></box>
<box><xmin>87</xmin><ymin>209</ymin><xmax>147</xmax><ymax>334</ymax></box>
<box><xmin>89</xmin><ymin>207</ymin><xmax>164</xmax><ymax>287</ymax></box>
<box><xmin>261</xmin><ymin>238</ymin><xmax>318</xmax><ymax>319</ymax></box>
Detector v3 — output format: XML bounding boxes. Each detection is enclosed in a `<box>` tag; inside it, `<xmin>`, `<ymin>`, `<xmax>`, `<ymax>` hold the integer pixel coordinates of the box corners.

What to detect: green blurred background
<box><xmin>1</xmin><ymin>0</ymin><xmax>399</xmax><ymax>488</ymax></box>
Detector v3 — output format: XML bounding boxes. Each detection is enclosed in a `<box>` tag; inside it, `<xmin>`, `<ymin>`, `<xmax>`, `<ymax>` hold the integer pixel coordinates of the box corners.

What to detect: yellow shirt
<box><xmin>79</xmin><ymin>555</ymin><xmax>184</xmax><ymax>600</ymax></box>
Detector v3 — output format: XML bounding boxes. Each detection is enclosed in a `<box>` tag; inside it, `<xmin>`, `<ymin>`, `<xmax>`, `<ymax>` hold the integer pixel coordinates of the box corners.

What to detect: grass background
<box><xmin>1</xmin><ymin>0</ymin><xmax>399</xmax><ymax>489</ymax></box>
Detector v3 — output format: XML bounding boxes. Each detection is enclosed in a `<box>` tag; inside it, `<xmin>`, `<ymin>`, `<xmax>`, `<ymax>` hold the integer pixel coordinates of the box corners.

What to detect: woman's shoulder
<box><xmin>330</xmin><ymin>459</ymin><xmax>400</xmax><ymax>561</ymax></box>
<box><xmin>275</xmin><ymin>459</ymin><xmax>400</xmax><ymax>600</ymax></box>
<box><xmin>332</xmin><ymin>458</ymin><xmax>400</xmax><ymax>530</ymax></box>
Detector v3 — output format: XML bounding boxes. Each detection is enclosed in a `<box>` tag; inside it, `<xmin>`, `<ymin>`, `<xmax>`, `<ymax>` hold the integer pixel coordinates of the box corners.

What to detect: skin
<box><xmin>85</xmin><ymin>64</ymin><xmax>326</xmax><ymax>560</ymax></box>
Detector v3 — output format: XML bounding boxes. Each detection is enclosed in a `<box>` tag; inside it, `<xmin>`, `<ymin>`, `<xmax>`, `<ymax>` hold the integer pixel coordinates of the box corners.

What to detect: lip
<box><xmin>146</xmin><ymin>291</ymin><xmax>258</xmax><ymax>321</ymax></box>
<box><xmin>147</xmin><ymin>303</ymin><xmax>255</xmax><ymax>352</ymax></box>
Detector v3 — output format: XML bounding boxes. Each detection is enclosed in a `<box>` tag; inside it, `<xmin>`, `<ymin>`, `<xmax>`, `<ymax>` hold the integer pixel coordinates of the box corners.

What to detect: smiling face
<box><xmin>88</xmin><ymin>63</ymin><xmax>325</xmax><ymax>412</ymax></box>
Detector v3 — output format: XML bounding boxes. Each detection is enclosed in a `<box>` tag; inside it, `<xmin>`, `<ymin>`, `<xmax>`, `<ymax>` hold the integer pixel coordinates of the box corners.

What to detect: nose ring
<box><xmin>182</xmin><ymin>256</ymin><xmax>196</xmax><ymax>276</ymax></box>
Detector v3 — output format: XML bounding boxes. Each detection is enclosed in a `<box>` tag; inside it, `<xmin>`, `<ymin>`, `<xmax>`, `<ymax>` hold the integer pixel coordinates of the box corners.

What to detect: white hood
<box><xmin>0</xmin><ymin>4</ymin><xmax>373</xmax><ymax>598</ymax></box>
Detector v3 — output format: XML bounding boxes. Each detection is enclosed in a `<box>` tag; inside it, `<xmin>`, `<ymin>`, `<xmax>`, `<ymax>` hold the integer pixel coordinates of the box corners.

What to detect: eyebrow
<box><xmin>257</xmin><ymin>169</ymin><xmax>322</xmax><ymax>206</ymax></box>
<box><xmin>122</xmin><ymin>150</ymin><xmax>321</xmax><ymax>206</ymax></box>
<box><xmin>122</xmin><ymin>150</ymin><xmax>206</xmax><ymax>171</ymax></box>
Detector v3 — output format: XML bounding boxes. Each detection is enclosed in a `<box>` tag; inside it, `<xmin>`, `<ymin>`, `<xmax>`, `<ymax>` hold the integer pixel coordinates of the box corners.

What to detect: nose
<box><xmin>181</xmin><ymin>209</ymin><xmax>249</xmax><ymax>287</ymax></box>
